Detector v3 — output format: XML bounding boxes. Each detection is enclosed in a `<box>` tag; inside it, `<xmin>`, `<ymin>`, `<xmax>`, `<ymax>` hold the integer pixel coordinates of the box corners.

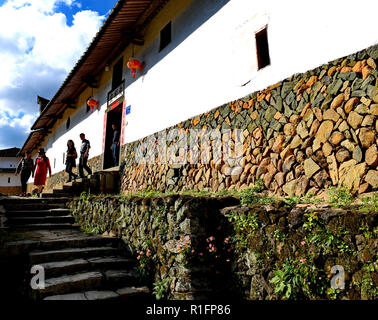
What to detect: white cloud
<box><xmin>0</xmin><ymin>0</ymin><xmax>105</xmax><ymax>149</ymax></box>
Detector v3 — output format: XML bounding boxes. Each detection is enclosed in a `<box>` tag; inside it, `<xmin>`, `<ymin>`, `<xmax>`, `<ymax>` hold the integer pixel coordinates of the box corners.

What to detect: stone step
<box><xmin>29</xmin><ymin>247</ymin><xmax>120</xmax><ymax>264</ymax></box>
<box><xmin>7</xmin><ymin>215</ymin><xmax>75</xmax><ymax>225</ymax></box>
<box><xmin>0</xmin><ymin>197</ymin><xmax>69</xmax><ymax>205</ymax></box>
<box><xmin>53</xmin><ymin>189</ymin><xmax>69</xmax><ymax>194</ymax></box>
<box><xmin>5</xmin><ymin>208</ymin><xmax>71</xmax><ymax>217</ymax></box>
<box><xmin>11</xmin><ymin>223</ymin><xmax>79</xmax><ymax>231</ymax></box>
<box><xmin>35</xmin><ymin>271</ymin><xmax>104</xmax><ymax>298</ymax></box>
<box><xmin>103</xmin><ymin>269</ymin><xmax>140</xmax><ymax>289</ymax></box>
<box><xmin>39</xmin><ymin>256</ymin><xmax>135</xmax><ymax>278</ymax></box>
<box><xmin>87</xmin><ymin>256</ymin><xmax>136</xmax><ymax>270</ymax></box>
<box><xmin>43</xmin><ymin>286</ymin><xmax>150</xmax><ymax>300</ymax></box>
<box><xmin>51</xmin><ymin>192</ymin><xmax>71</xmax><ymax>198</ymax></box>
<box><xmin>3</xmin><ymin>236</ymin><xmax>119</xmax><ymax>256</ymax></box>
<box><xmin>39</xmin><ymin>259</ymin><xmax>90</xmax><ymax>278</ymax></box>
<box><xmin>116</xmin><ymin>286</ymin><xmax>150</xmax><ymax>300</ymax></box>
<box><xmin>3</xmin><ymin>202</ymin><xmax>67</xmax><ymax>211</ymax></box>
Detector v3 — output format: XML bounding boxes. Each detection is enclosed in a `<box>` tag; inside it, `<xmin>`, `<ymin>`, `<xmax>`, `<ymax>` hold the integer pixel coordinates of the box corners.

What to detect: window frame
<box><xmin>159</xmin><ymin>21</ymin><xmax>172</xmax><ymax>52</ymax></box>
<box><xmin>255</xmin><ymin>26</ymin><xmax>271</xmax><ymax>70</ymax></box>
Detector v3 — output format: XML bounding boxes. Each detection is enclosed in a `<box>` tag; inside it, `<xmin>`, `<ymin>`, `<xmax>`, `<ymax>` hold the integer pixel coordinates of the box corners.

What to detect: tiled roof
<box><xmin>0</xmin><ymin>147</ymin><xmax>20</xmax><ymax>157</ymax></box>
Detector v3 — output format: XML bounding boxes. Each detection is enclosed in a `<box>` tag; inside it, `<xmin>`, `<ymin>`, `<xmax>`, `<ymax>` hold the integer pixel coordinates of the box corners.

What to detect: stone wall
<box><xmin>68</xmin><ymin>194</ymin><xmax>377</xmax><ymax>300</ymax></box>
<box><xmin>119</xmin><ymin>44</ymin><xmax>378</xmax><ymax>196</ymax></box>
<box><xmin>68</xmin><ymin>194</ymin><xmax>240</xmax><ymax>299</ymax></box>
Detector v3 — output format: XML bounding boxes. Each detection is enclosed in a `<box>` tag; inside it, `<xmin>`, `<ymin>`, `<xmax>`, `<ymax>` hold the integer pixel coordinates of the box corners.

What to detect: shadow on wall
<box><xmin>126</xmin><ymin>0</ymin><xmax>230</xmax><ymax>86</ymax></box>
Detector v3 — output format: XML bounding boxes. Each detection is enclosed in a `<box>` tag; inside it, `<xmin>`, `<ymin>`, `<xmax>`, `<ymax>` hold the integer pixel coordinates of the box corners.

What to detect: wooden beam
<box><xmin>81</xmin><ymin>75</ymin><xmax>98</xmax><ymax>88</ymax></box>
<box><xmin>45</xmin><ymin>114</ymin><xmax>63</xmax><ymax>119</ymax></box>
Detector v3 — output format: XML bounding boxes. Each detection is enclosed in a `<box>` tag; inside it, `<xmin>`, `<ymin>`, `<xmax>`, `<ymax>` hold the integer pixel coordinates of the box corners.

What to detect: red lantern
<box><xmin>87</xmin><ymin>98</ymin><xmax>99</xmax><ymax>113</ymax></box>
<box><xmin>127</xmin><ymin>58</ymin><xmax>142</xmax><ymax>78</ymax></box>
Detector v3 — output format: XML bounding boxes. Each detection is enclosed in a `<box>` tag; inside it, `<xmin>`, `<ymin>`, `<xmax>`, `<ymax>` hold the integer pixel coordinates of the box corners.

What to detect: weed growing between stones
<box><xmin>135</xmin><ymin>241</ymin><xmax>155</xmax><ymax>281</ymax></box>
<box><xmin>328</xmin><ymin>186</ymin><xmax>354</xmax><ymax>208</ymax></box>
<box><xmin>358</xmin><ymin>222</ymin><xmax>377</xmax><ymax>240</ymax></box>
<box><xmin>270</xmin><ymin>258</ymin><xmax>327</xmax><ymax>299</ymax></box>
<box><xmin>352</xmin><ymin>262</ymin><xmax>378</xmax><ymax>300</ymax></box>
<box><xmin>270</xmin><ymin>241</ymin><xmax>328</xmax><ymax>299</ymax></box>
<box><xmin>359</xmin><ymin>193</ymin><xmax>378</xmax><ymax>213</ymax></box>
<box><xmin>153</xmin><ymin>277</ymin><xmax>172</xmax><ymax>300</ymax></box>
<box><xmin>283</xmin><ymin>193</ymin><xmax>321</xmax><ymax>206</ymax></box>
<box><xmin>224</xmin><ymin>210</ymin><xmax>259</xmax><ymax>251</ymax></box>
<box><xmin>303</xmin><ymin>211</ymin><xmax>355</xmax><ymax>255</ymax></box>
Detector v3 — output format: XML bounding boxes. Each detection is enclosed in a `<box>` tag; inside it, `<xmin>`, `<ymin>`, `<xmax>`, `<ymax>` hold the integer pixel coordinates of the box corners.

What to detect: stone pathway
<box><xmin>0</xmin><ymin>196</ymin><xmax>150</xmax><ymax>301</ymax></box>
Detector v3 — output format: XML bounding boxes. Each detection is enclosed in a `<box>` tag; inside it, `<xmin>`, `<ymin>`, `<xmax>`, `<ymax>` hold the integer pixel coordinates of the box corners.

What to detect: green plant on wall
<box><xmin>358</xmin><ymin>223</ymin><xmax>377</xmax><ymax>240</ymax></box>
<box><xmin>284</xmin><ymin>193</ymin><xmax>321</xmax><ymax>206</ymax></box>
<box><xmin>79</xmin><ymin>191</ymin><xmax>91</xmax><ymax>204</ymax></box>
<box><xmin>353</xmin><ymin>262</ymin><xmax>378</xmax><ymax>300</ymax></box>
<box><xmin>307</xmin><ymin>223</ymin><xmax>354</xmax><ymax>255</ymax></box>
<box><xmin>153</xmin><ymin>277</ymin><xmax>172</xmax><ymax>300</ymax></box>
<box><xmin>303</xmin><ymin>211</ymin><xmax>319</xmax><ymax>232</ymax></box>
<box><xmin>224</xmin><ymin>210</ymin><xmax>260</xmax><ymax>260</ymax></box>
<box><xmin>134</xmin><ymin>241</ymin><xmax>155</xmax><ymax>281</ymax></box>
<box><xmin>273</xmin><ymin>228</ymin><xmax>288</xmax><ymax>241</ymax></box>
<box><xmin>326</xmin><ymin>287</ymin><xmax>341</xmax><ymax>300</ymax></box>
<box><xmin>239</xmin><ymin>180</ymin><xmax>276</xmax><ymax>206</ymax></box>
<box><xmin>270</xmin><ymin>242</ymin><xmax>328</xmax><ymax>299</ymax></box>
<box><xmin>359</xmin><ymin>193</ymin><xmax>378</xmax><ymax>213</ymax></box>
<box><xmin>328</xmin><ymin>186</ymin><xmax>354</xmax><ymax>208</ymax></box>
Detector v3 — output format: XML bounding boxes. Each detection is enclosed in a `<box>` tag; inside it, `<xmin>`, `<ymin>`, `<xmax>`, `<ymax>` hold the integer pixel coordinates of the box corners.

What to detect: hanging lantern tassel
<box><xmin>127</xmin><ymin>58</ymin><xmax>143</xmax><ymax>78</ymax></box>
<box><xmin>87</xmin><ymin>98</ymin><xmax>99</xmax><ymax>113</ymax></box>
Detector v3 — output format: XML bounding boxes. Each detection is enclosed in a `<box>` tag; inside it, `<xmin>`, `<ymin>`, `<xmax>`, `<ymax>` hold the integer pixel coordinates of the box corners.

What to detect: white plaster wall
<box><xmin>0</xmin><ymin>174</ymin><xmax>20</xmax><ymax>187</ymax></box>
<box><xmin>42</xmin><ymin>84</ymin><xmax>110</xmax><ymax>175</ymax></box>
<box><xmin>123</xmin><ymin>0</ymin><xmax>378</xmax><ymax>144</ymax></box>
<box><xmin>0</xmin><ymin>157</ymin><xmax>20</xmax><ymax>169</ymax></box>
<box><xmin>38</xmin><ymin>0</ymin><xmax>378</xmax><ymax>175</ymax></box>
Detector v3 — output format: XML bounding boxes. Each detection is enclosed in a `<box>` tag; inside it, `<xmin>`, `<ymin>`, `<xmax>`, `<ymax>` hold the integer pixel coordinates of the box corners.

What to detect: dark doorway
<box><xmin>104</xmin><ymin>105</ymin><xmax>122</xmax><ymax>169</ymax></box>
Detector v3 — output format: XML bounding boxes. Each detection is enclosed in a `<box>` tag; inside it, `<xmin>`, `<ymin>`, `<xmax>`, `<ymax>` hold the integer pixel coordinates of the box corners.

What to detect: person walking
<box><xmin>65</xmin><ymin>140</ymin><xmax>78</xmax><ymax>182</ymax></box>
<box><xmin>16</xmin><ymin>150</ymin><xmax>34</xmax><ymax>196</ymax></box>
<box><xmin>111</xmin><ymin>123</ymin><xmax>120</xmax><ymax>167</ymax></box>
<box><xmin>33</xmin><ymin>148</ymin><xmax>52</xmax><ymax>196</ymax></box>
<box><xmin>78</xmin><ymin>133</ymin><xmax>92</xmax><ymax>178</ymax></box>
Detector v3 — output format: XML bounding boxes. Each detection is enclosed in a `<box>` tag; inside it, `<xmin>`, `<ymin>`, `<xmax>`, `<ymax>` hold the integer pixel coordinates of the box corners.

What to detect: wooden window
<box><xmin>112</xmin><ymin>58</ymin><xmax>123</xmax><ymax>90</ymax></box>
<box><xmin>159</xmin><ymin>22</ymin><xmax>172</xmax><ymax>52</ymax></box>
<box><xmin>255</xmin><ymin>26</ymin><xmax>270</xmax><ymax>70</ymax></box>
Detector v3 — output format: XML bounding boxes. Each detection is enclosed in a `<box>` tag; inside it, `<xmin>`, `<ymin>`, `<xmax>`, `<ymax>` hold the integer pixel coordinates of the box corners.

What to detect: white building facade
<box><xmin>0</xmin><ymin>148</ymin><xmax>21</xmax><ymax>195</ymax></box>
<box><xmin>21</xmin><ymin>0</ymin><xmax>378</xmax><ymax>179</ymax></box>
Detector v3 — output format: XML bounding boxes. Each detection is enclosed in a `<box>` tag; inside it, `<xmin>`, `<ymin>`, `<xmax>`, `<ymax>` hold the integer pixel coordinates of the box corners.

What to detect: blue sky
<box><xmin>56</xmin><ymin>0</ymin><xmax>117</xmax><ymax>25</ymax></box>
<box><xmin>0</xmin><ymin>0</ymin><xmax>118</xmax><ymax>150</ymax></box>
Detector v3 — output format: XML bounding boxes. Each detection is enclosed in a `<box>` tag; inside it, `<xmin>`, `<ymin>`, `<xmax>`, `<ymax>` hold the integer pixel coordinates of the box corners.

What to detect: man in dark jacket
<box><xmin>16</xmin><ymin>150</ymin><xmax>34</xmax><ymax>196</ymax></box>
<box><xmin>78</xmin><ymin>133</ymin><xmax>92</xmax><ymax>178</ymax></box>
<box><xmin>111</xmin><ymin>124</ymin><xmax>120</xmax><ymax>167</ymax></box>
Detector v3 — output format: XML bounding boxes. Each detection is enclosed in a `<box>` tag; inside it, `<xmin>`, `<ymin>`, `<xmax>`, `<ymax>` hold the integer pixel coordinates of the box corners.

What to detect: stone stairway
<box><xmin>4</xmin><ymin>197</ymin><xmax>79</xmax><ymax>231</ymax></box>
<box><xmin>42</xmin><ymin>175</ymin><xmax>100</xmax><ymax>198</ymax></box>
<box><xmin>0</xmin><ymin>197</ymin><xmax>151</xmax><ymax>301</ymax></box>
<box><xmin>28</xmin><ymin>237</ymin><xmax>150</xmax><ymax>301</ymax></box>
<box><xmin>42</xmin><ymin>169</ymin><xmax>120</xmax><ymax>198</ymax></box>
